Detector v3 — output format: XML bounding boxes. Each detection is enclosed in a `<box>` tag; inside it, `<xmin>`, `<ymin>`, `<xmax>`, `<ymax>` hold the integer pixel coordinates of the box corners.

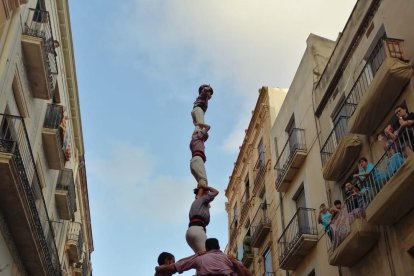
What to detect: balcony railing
<box><xmin>55</xmin><ymin>169</ymin><xmax>77</xmax><ymax>220</ymax></box>
<box><xmin>359</xmin><ymin>127</ymin><xmax>414</xmax><ymax>224</ymax></box>
<box><xmin>67</xmin><ymin>222</ymin><xmax>84</xmax><ymax>264</ymax></box>
<box><xmin>252</xmin><ymin>152</ymin><xmax>268</xmax><ymax>195</ymax></box>
<box><xmin>21</xmin><ymin>8</ymin><xmax>58</xmax><ymax>98</ymax></box>
<box><xmin>0</xmin><ymin>114</ymin><xmax>61</xmax><ymax>275</ymax></box>
<box><xmin>240</xmin><ymin>189</ymin><xmax>250</xmax><ymax>223</ymax></box>
<box><xmin>320</xmin><ymin>104</ymin><xmax>355</xmax><ymax>166</ymax></box>
<box><xmin>326</xmin><ymin>195</ymin><xmax>379</xmax><ymax>266</ymax></box>
<box><xmin>275</xmin><ymin>128</ymin><xmax>307</xmax><ymax>191</ymax></box>
<box><xmin>251</xmin><ymin>204</ymin><xmax>271</xmax><ymax>247</ymax></box>
<box><xmin>43</xmin><ymin>104</ymin><xmax>66</xmax><ymax>169</ymax></box>
<box><xmin>278</xmin><ymin>208</ymin><xmax>318</xmax><ymax>270</ymax></box>
<box><xmin>320</xmin><ymin>38</ymin><xmax>407</xmax><ymax>166</ymax></box>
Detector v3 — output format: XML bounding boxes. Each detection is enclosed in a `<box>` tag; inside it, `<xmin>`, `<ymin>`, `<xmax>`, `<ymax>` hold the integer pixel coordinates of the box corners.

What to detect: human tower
<box><xmin>186</xmin><ymin>84</ymin><xmax>219</xmax><ymax>253</ymax></box>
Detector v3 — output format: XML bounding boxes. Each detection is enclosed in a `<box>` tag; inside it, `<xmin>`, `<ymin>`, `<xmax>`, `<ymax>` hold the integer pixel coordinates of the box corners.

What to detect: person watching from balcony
<box><xmin>353</xmin><ymin>157</ymin><xmax>375</xmax><ymax>182</ymax></box>
<box><xmin>186</xmin><ymin>186</ymin><xmax>219</xmax><ymax>253</ymax></box>
<box><xmin>155</xmin><ymin>238</ymin><xmax>250</xmax><ymax>276</ymax></box>
<box><xmin>190</xmin><ymin>123</ymin><xmax>210</xmax><ymax>188</ymax></box>
<box><xmin>155</xmin><ymin>252</ymin><xmax>175</xmax><ymax>276</ymax></box>
<box><xmin>318</xmin><ymin>203</ymin><xmax>336</xmax><ymax>241</ymax></box>
<box><xmin>192</xmin><ymin>84</ymin><xmax>213</xmax><ymax>127</ymax></box>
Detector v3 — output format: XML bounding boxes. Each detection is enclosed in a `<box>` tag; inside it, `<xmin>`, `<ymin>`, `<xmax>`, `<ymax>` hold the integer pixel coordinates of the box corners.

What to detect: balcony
<box><xmin>55</xmin><ymin>169</ymin><xmax>77</xmax><ymax>220</ymax></box>
<box><xmin>327</xmin><ymin>196</ymin><xmax>379</xmax><ymax>267</ymax></box>
<box><xmin>241</xmin><ymin>235</ymin><xmax>253</xmax><ymax>267</ymax></box>
<box><xmin>347</xmin><ymin>38</ymin><xmax>412</xmax><ymax>135</ymax></box>
<box><xmin>251</xmin><ymin>204</ymin><xmax>271</xmax><ymax>248</ymax></box>
<box><xmin>0</xmin><ymin>114</ymin><xmax>61</xmax><ymax>275</ymax></box>
<box><xmin>252</xmin><ymin>152</ymin><xmax>269</xmax><ymax>196</ymax></box>
<box><xmin>240</xmin><ymin>189</ymin><xmax>250</xmax><ymax>223</ymax></box>
<box><xmin>42</xmin><ymin>104</ymin><xmax>66</xmax><ymax>170</ymax></box>
<box><xmin>67</xmin><ymin>222</ymin><xmax>84</xmax><ymax>264</ymax></box>
<box><xmin>21</xmin><ymin>8</ymin><xmax>58</xmax><ymax>99</ymax></box>
<box><xmin>321</xmin><ymin>114</ymin><xmax>362</xmax><ymax>181</ymax></box>
<box><xmin>278</xmin><ymin>208</ymin><xmax>318</xmax><ymax>270</ymax></box>
<box><xmin>360</xmin><ymin>128</ymin><xmax>414</xmax><ymax>224</ymax></box>
<box><xmin>275</xmin><ymin>128</ymin><xmax>307</xmax><ymax>192</ymax></box>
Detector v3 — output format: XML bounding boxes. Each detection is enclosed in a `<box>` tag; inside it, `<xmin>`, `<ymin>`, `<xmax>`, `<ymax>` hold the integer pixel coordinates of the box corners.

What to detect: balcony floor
<box><xmin>277</xmin><ymin>150</ymin><xmax>307</xmax><ymax>192</ymax></box>
<box><xmin>42</xmin><ymin>128</ymin><xmax>65</xmax><ymax>170</ymax></box>
<box><xmin>21</xmin><ymin>35</ymin><xmax>51</xmax><ymax>99</ymax></box>
<box><xmin>280</xmin><ymin>234</ymin><xmax>318</xmax><ymax>270</ymax></box>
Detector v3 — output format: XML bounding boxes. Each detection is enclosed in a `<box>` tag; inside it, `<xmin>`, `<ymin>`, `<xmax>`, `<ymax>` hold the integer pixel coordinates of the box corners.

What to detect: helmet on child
<box><xmin>198</xmin><ymin>84</ymin><xmax>213</xmax><ymax>95</ymax></box>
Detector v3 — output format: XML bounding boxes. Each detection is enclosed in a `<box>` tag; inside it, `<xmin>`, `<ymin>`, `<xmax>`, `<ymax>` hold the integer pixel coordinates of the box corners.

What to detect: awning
<box><xmin>366</xmin><ymin>154</ymin><xmax>414</xmax><ymax>224</ymax></box>
<box><xmin>348</xmin><ymin>58</ymin><xmax>413</xmax><ymax>135</ymax></box>
<box><xmin>322</xmin><ymin>134</ymin><xmax>362</xmax><ymax>181</ymax></box>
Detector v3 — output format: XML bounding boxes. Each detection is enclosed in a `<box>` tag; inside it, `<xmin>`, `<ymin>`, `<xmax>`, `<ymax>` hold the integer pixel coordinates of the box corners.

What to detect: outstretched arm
<box><xmin>155</xmin><ymin>264</ymin><xmax>176</xmax><ymax>274</ymax></box>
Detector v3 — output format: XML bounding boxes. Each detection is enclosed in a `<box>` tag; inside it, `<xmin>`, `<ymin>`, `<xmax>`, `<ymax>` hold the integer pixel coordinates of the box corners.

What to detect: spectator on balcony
<box><xmin>353</xmin><ymin>157</ymin><xmax>375</xmax><ymax>182</ymax></box>
<box><xmin>344</xmin><ymin>182</ymin><xmax>365</xmax><ymax>222</ymax></box>
<box><xmin>385</xmin><ymin>141</ymin><xmax>404</xmax><ymax>175</ymax></box>
<box><xmin>190</xmin><ymin>123</ymin><xmax>210</xmax><ymax>188</ymax></box>
<box><xmin>155</xmin><ymin>252</ymin><xmax>175</xmax><ymax>276</ymax></box>
<box><xmin>186</xmin><ymin>186</ymin><xmax>219</xmax><ymax>253</ymax></box>
<box><xmin>385</xmin><ymin>105</ymin><xmax>414</xmax><ymax>153</ymax></box>
<box><xmin>155</xmin><ymin>238</ymin><xmax>250</xmax><ymax>276</ymax></box>
<box><xmin>192</xmin><ymin>84</ymin><xmax>213</xmax><ymax>127</ymax></box>
<box><xmin>318</xmin><ymin>203</ymin><xmax>336</xmax><ymax>241</ymax></box>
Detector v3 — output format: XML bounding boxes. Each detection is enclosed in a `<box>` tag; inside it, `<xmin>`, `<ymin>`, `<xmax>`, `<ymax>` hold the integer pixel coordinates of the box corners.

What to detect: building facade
<box><xmin>0</xmin><ymin>1</ymin><xmax>93</xmax><ymax>276</ymax></box>
<box><xmin>226</xmin><ymin>0</ymin><xmax>414</xmax><ymax>275</ymax></box>
<box><xmin>225</xmin><ymin>87</ymin><xmax>286</xmax><ymax>275</ymax></box>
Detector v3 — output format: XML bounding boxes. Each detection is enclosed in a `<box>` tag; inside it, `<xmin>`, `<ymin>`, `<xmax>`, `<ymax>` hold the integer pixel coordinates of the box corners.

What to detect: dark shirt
<box><xmin>190</xmin><ymin>128</ymin><xmax>209</xmax><ymax>162</ymax></box>
<box><xmin>193</xmin><ymin>91</ymin><xmax>211</xmax><ymax>112</ymax></box>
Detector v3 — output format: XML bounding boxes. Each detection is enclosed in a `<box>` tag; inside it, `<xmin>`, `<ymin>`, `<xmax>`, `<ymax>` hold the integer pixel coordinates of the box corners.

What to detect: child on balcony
<box><xmin>192</xmin><ymin>85</ymin><xmax>213</xmax><ymax>127</ymax></box>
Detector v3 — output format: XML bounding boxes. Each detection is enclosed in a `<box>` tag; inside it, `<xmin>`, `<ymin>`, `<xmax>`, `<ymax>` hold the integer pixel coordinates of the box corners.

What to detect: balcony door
<box><xmin>294</xmin><ymin>186</ymin><xmax>309</xmax><ymax>234</ymax></box>
<box><xmin>263</xmin><ymin>247</ymin><xmax>273</xmax><ymax>273</ymax></box>
<box><xmin>286</xmin><ymin>116</ymin><xmax>298</xmax><ymax>155</ymax></box>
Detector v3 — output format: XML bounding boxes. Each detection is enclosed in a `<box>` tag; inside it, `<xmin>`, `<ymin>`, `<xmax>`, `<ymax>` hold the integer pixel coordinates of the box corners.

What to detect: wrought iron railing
<box><xmin>240</xmin><ymin>189</ymin><xmax>250</xmax><ymax>222</ymax></box>
<box><xmin>358</xmin><ymin>127</ymin><xmax>413</xmax><ymax>210</ymax></box>
<box><xmin>22</xmin><ymin>8</ymin><xmax>58</xmax><ymax>92</ymax></box>
<box><xmin>253</xmin><ymin>153</ymin><xmax>268</xmax><ymax>195</ymax></box>
<box><xmin>44</xmin><ymin>104</ymin><xmax>64</xmax><ymax>129</ymax></box>
<box><xmin>320</xmin><ymin>38</ymin><xmax>406</xmax><ymax>166</ymax></box>
<box><xmin>56</xmin><ymin>169</ymin><xmax>77</xmax><ymax>218</ymax></box>
<box><xmin>326</xmin><ymin>194</ymin><xmax>368</xmax><ymax>251</ymax></box>
<box><xmin>0</xmin><ymin>114</ymin><xmax>61</xmax><ymax>275</ymax></box>
<box><xmin>278</xmin><ymin>208</ymin><xmax>317</xmax><ymax>263</ymax></box>
<box><xmin>82</xmin><ymin>262</ymin><xmax>89</xmax><ymax>276</ymax></box>
<box><xmin>68</xmin><ymin>221</ymin><xmax>84</xmax><ymax>256</ymax></box>
<box><xmin>320</xmin><ymin>113</ymin><xmax>353</xmax><ymax>166</ymax></box>
<box><xmin>251</xmin><ymin>204</ymin><xmax>270</xmax><ymax>241</ymax></box>
<box><xmin>275</xmin><ymin>128</ymin><xmax>306</xmax><ymax>183</ymax></box>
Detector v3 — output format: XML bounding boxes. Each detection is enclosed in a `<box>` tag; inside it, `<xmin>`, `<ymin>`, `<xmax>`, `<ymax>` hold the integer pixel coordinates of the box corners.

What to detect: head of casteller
<box><xmin>199</xmin><ymin>84</ymin><xmax>214</xmax><ymax>96</ymax></box>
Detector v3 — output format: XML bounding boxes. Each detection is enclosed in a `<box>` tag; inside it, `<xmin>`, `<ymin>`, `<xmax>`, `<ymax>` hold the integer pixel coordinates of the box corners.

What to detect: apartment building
<box><xmin>314</xmin><ymin>0</ymin><xmax>414</xmax><ymax>275</ymax></box>
<box><xmin>225</xmin><ymin>87</ymin><xmax>286</xmax><ymax>275</ymax></box>
<box><xmin>227</xmin><ymin>0</ymin><xmax>414</xmax><ymax>275</ymax></box>
<box><xmin>0</xmin><ymin>1</ymin><xmax>93</xmax><ymax>275</ymax></box>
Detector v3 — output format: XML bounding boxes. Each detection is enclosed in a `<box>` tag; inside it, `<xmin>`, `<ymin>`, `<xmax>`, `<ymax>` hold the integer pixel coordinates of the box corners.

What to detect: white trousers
<box><xmin>186</xmin><ymin>226</ymin><xmax>206</xmax><ymax>253</ymax></box>
<box><xmin>191</xmin><ymin>106</ymin><xmax>205</xmax><ymax>126</ymax></box>
<box><xmin>190</xmin><ymin>156</ymin><xmax>208</xmax><ymax>187</ymax></box>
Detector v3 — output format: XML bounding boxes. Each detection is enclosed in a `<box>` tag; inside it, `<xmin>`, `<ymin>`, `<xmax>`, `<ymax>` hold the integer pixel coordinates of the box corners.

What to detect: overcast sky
<box><xmin>69</xmin><ymin>1</ymin><xmax>357</xmax><ymax>275</ymax></box>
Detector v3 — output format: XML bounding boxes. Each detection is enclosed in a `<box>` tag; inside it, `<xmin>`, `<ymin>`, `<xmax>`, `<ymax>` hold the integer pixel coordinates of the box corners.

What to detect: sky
<box><xmin>68</xmin><ymin>1</ymin><xmax>357</xmax><ymax>275</ymax></box>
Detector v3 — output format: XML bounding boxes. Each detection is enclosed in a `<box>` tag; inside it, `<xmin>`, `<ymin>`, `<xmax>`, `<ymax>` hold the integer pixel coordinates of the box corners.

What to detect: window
<box><xmin>293</xmin><ymin>185</ymin><xmax>310</xmax><ymax>233</ymax></box>
<box><xmin>263</xmin><ymin>247</ymin><xmax>273</xmax><ymax>272</ymax></box>
<box><xmin>244</xmin><ymin>174</ymin><xmax>250</xmax><ymax>200</ymax></box>
<box><xmin>233</xmin><ymin>203</ymin><xmax>238</xmax><ymax>227</ymax></box>
<box><xmin>286</xmin><ymin>115</ymin><xmax>297</xmax><ymax>152</ymax></box>
<box><xmin>331</xmin><ymin>96</ymin><xmax>350</xmax><ymax>143</ymax></box>
<box><xmin>257</xmin><ymin>138</ymin><xmax>265</xmax><ymax>167</ymax></box>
